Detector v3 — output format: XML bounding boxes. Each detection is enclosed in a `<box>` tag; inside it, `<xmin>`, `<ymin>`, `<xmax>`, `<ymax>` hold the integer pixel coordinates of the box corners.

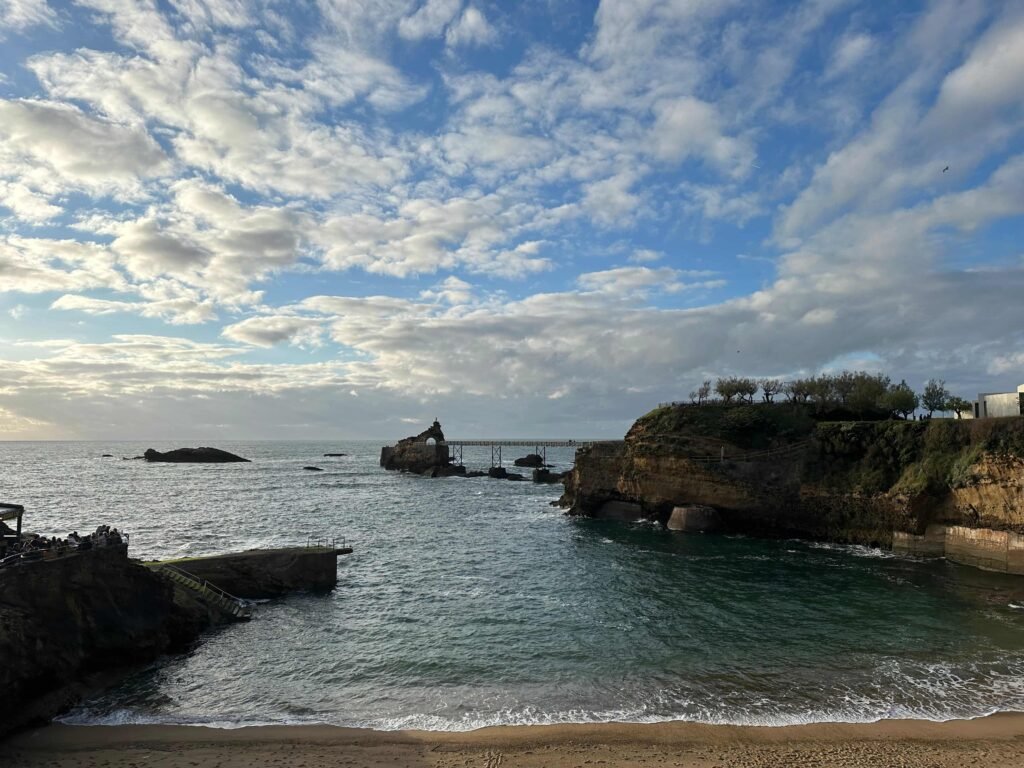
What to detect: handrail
<box><xmin>305</xmin><ymin>535</ymin><xmax>347</xmax><ymax>549</ymax></box>
<box><xmin>159</xmin><ymin>564</ymin><xmax>253</xmax><ymax>618</ymax></box>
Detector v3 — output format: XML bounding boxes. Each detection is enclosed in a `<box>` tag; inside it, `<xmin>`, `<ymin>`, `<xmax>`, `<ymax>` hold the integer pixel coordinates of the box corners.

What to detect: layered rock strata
<box><xmin>561</xmin><ymin>405</ymin><xmax>1024</xmax><ymax>574</ymax></box>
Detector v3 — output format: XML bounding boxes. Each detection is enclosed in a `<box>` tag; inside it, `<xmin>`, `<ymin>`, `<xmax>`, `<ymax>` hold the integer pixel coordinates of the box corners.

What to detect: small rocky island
<box><xmin>144</xmin><ymin>447</ymin><xmax>250</xmax><ymax>463</ymax></box>
<box><xmin>380</xmin><ymin>420</ymin><xmax>466</xmax><ymax>477</ymax></box>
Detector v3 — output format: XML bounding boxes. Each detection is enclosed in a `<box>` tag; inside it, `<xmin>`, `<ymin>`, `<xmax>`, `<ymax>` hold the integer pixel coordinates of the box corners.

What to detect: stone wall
<box><xmin>892</xmin><ymin>524</ymin><xmax>1024</xmax><ymax>575</ymax></box>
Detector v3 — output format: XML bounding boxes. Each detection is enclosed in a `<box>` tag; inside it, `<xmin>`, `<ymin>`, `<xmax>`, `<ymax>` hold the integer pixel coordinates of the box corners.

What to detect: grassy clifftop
<box><xmin>628</xmin><ymin>402</ymin><xmax>815</xmax><ymax>450</ymax></box>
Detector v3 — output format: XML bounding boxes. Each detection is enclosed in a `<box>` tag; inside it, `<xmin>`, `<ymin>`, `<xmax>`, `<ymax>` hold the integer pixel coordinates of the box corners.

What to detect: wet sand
<box><xmin>7</xmin><ymin>715</ymin><xmax>1024</xmax><ymax>767</ymax></box>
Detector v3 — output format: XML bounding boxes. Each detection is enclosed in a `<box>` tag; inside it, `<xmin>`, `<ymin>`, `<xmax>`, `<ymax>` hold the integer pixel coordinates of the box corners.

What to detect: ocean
<box><xmin>3</xmin><ymin>439</ymin><xmax>1024</xmax><ymax>730</ymax></box>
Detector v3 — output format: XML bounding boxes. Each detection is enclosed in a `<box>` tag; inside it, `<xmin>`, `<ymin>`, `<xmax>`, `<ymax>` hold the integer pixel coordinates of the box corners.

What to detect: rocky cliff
<box><xmin>0</xmin><ymin>548</ymin><xmax>217</xmax><ymax>736</ymax></box>
<box><xmin>562</xmin><ymin>404</ymin><xmax>1024</xmax><ymax>572</ymax></box>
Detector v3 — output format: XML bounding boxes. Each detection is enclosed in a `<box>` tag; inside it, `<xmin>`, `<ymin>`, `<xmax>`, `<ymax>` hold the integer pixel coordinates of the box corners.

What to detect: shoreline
<box><xmin>9</xmin><ymin>714</ymin><xmax>1024</xmax><ymax>767</ymax></box>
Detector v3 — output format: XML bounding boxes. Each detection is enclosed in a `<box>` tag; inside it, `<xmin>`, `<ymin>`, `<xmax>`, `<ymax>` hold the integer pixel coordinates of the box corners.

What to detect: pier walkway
<box><xmin>440</xmin><ymin>439</ymin><xmax>616</xmax><ymax>467</ymax></box>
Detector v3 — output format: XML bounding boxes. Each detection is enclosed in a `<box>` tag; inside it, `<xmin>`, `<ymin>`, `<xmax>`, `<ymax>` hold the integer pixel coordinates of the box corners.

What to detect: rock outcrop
<box><xmin>0</xmin><ymin>547</ymin><xmax>217</xmax><ymax>736</ymax></box>
<box><xmin>561</xmin><ymin>403</ymin><xmax>1024</xmax><ymax>574</ymax></box>
<box><xmin>380</xmin><ymin>420</ymin><xmax>464</xmax><ymax>476</ymax></box>
<box><xmin>514</xmin><ymin>453</ymin><xmax>548</xmax><ymax>467</ymax></box>
<box><xmin>532</xmin><ymin>468</ymin><xmax>570</xmax><ymax>484</ymax></box>
<box><xmin>144</xmin><ymin>447</ymin><xmax>250</xmax><ymax>463</ymax></box>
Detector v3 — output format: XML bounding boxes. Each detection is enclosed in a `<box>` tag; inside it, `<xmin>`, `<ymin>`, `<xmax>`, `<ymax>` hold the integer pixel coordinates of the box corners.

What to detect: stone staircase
<box><xmin>158</xmin><ymin>564</ymin><xmax>254</xmax><ymax>619</ymax></box>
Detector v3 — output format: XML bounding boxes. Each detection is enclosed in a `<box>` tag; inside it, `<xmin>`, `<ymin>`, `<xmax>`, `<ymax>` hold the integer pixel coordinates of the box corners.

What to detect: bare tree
<box><xmin>760</xmin><ymin>378</ymin><xmax>782</xmax><ymax>403</ymax></box>
<box><xmin>697</xmin><ymin>379</ymin><xmax>712</xmax><ymax>405</ymax></box>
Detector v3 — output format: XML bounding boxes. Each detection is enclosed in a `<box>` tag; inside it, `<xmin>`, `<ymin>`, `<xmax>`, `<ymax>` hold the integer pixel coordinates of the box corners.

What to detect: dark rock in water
<box><xmin>144</xmin><ymin>447</ymin><xmax>250</xmax><ymax>463</ymax></box>
<box><xmin>100</xmin><ymin>454</ymin><xmax>114</xmax><ymax>458</ymax></box>
<box><xmin>303</xmin><ymin>466</ymin><xmax>324</xmax><ymax>472</ymax></box>
<box><xmin>488</xmin><ymin>467</ymin><xmax>525</xmax><ymax>481</ymax></box>
<box><xmin>463</xmin><ymin>470</ymin><xmax>488</xmax><ymax>478</ymax></box>
<box><xmin>420</xmin><ymin>465</ymin><xmax>467</xmax><ymax>478</ymax></box>
<box><xmin>122</xmin><ymin>456</ymin><xmax>145</xmax><ymax>460</ymax></box>
<box><xmin>380</xmin><ymin>420</ymin><xmax>461</xmax><ymax>476</ymax></box>
<box><xmin>323</xmin><ymin>453</ymin><xmax>347</xmax><ymax>457</ymax></box>
<box><xmin>514</xmin><ymin>453</ymin><xmax>549</xmax><ymax>468</ymax></box>
<box><xmin>532</xmin><ymin>468</ymin><xmax>569</xmax><ymax>484</ymax></box>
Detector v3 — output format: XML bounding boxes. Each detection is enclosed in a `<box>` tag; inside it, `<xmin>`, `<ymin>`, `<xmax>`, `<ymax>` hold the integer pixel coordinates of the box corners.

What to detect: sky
<box><xmin>0</xmin><ymin>0</ymin><xmax>1022</xmax><ymax>440</ymax></box>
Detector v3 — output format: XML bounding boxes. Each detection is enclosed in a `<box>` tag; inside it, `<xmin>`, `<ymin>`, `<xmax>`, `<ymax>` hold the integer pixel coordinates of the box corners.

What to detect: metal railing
<box><xmin>159</xmin><ymin>564</ymin><xmax>254</xmax><ymax>619</ymax></box>
<box><xmin>304</xmin><ymin>535</ymin><xmax>347</xmax><ymax>550</ymax></box>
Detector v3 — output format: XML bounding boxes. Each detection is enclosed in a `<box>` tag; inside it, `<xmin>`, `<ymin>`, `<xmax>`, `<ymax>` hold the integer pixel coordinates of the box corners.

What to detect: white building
<box><xmin>974</xmin><ymin>384</ymin><xmax>1024</xmax><ymax>419</ymax></box>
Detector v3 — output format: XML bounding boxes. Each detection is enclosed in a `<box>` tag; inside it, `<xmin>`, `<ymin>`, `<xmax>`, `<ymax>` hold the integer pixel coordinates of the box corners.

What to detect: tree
<box><xmin>715</xmin><ymin>377</ymin><xmax>740</xmax><ymax>403</ymax></box>
<box><xmin>922</xmin><ymin>379</ymin><xmax>950</xmax><ymax>416</ymax></box>
<box><xmin>947</xmin><ymin>396</ymin><xmax>973</xmax><ymax>419</ymax></box>
<box><xmin>785</xmin><ymin>378</ymin><xmax>813</xmax><ymax>403</ymax></box>
<box><xmin>833</xmin><ymin>370</ymin><xmax>856</xmax><ymax>406</ymax></box>
<box><xmin>697</xmin><ymin>380</ymin><xmax>712</xmax><ymax>405</ymax></box>
<box><xmin>807</xmin><ymin>374</ymin><xmax>837</xmax><ymax>412</ymax></box>
<box><xmin>760</xmin><ymin>378</ymin><xmax>782</xmax><ymax>403</ymax></box>
<box><xmin>883</xmin><ymin>379</ymin><xmax>919</xmax><ymax>419</ymax></box>
<box><xmin>848</xmin><ymin>372</ymin><xmax>891</xmax><ymax>416</ymax></box>
<box><xmin>736</xmin><ymin>377</ymin><xmax>759</xmax><ymax>403</ymax></box>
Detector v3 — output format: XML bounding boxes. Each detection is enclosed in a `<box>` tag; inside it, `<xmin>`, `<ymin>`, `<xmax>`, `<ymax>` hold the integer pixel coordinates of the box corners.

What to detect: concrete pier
<box><xmin>147</xmin><ymin>546</ymin><xmax>353</xmax><ymax>599</ymax></box>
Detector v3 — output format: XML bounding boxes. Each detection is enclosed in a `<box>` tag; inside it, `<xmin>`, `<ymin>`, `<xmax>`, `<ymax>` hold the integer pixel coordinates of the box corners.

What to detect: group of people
<box><xmin>0</xmin><ymin>525</ymin><xmax>126</xmax><ymax>568</ymax></box>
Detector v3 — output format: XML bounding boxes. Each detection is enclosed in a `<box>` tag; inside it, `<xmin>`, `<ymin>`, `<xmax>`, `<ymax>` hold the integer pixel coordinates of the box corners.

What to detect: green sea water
<box><xmin>3</xmin><ymin>440</ymin><xmax>1024</xmax><ymax>729</ymax></box>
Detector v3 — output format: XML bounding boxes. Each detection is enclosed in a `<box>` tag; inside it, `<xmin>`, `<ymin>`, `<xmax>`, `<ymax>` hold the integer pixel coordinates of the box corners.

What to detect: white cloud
<box><xmin>827</xmin><ymin>33</ymin><xmax>876</xmax><ymax>79</ymax></box>
<box><xmin>419</xmin><ymin>276</ymin><xmax>474</xmax><ymax>305</ymax></box>
<box><xmin>0</xmin><ymin>236</ymin><xmax>125</xmax><ymax>294</ymax></box>
<box><xmin>629</xmin><ymin>249</ymin><xmax>663</xmax><ymax>263</ymax></box>
<box><xmin>50</xmin><ymin>294</ymin><xmax>217</xmax><ymax>324</ymax></box>
<box><xmin>221</xmin><ymin>315</ymin><xmax>324</xmax><ymax>347</ymax></box>
<box><xmin>445</xmin><ymin>6</ymin><xmax>496</xmax><ymax>48</ymax></box>
<box><xmin>0</xmin><ymin>0</ymin><xmax>55</xmax><ymax>36</ymax></box>
<box><xmin>650</xmin><ymin>97</ymin><xmax>753</xmax><ymax>177</ymax></box>
<box><xmin>398</xmin><ymin>0</ymin><xmax>462</xmax><ymax>40</ymax></box>
<box><xmin>0</xmin><ymin>98</ymin><xmax>169</xmax><ymax>197</ymax></box>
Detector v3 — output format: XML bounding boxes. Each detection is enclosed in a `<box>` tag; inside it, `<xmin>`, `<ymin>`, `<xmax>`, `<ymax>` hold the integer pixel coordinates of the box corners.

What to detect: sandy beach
<box><xmin>7</xmin><ymin>715</ymin><xmax>1024</xmax><ymax>768</ymax></box>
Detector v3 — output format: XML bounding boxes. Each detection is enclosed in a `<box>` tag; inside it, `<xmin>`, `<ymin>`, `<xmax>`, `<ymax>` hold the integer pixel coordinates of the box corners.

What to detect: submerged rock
<box><xmin>144</xmin><ymin>447</ymin><xmax>250</xmax><ymax>463</ymax></box>
<box><xmin>323</xmin><ymin>453</ymin><xmax>347</xmax><ymax>457</ymax></box>
<box><xmin>303</xmin><ymin>466</ymin><xmax>324</xmax><ymax>472</ymax></box>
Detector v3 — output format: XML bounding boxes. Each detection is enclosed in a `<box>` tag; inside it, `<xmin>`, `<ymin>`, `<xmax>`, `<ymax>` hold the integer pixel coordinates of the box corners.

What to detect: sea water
<box><xmin>3</xmin><ymin>440</ymin><xmax>1024</xmax><ymax>730</ymax></box>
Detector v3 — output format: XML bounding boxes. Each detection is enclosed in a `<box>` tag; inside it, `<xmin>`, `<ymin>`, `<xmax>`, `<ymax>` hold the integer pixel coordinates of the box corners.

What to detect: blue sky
<box><xmin>0</xmin><ymin>0</ymin><xmax>1022</xmax><ymax>439</ymax></box>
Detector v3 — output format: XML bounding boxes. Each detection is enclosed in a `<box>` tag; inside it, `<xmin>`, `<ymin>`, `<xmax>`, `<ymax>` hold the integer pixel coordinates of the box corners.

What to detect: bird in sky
<box><xmin>943</xmin><ymin>166</ymin><xmax>950</xmax><ymax>172</ymax></box>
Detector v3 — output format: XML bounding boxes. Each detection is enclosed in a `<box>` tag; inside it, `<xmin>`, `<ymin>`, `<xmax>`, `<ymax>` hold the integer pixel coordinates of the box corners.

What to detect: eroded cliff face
<box><xmin>562</xmin><ymin>406</ymin><xmax>1024</xmax><ymax>566</ymax></box>
<box><xmin>0</xmin><ymin>548</ymin><xmax>213</xmax><ymax>735</ymax></box>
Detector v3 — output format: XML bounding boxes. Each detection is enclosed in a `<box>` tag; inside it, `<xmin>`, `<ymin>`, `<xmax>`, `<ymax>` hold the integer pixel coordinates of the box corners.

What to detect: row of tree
<box><xmin>688</xmin><ymin>374</ymin><xmax>972</xmax><ymax>419</ymax></box>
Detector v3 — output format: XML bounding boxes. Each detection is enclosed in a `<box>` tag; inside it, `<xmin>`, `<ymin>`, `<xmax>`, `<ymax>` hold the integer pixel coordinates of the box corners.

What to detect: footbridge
<box><xmin>440</xmin><ymin>439</ymin><xmax>611</xmax><ymax>467</ymax></box>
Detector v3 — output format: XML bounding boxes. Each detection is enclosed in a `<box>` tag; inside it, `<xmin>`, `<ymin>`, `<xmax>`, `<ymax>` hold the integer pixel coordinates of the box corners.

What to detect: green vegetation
<box><xmin>631</xmin><ymin>402</ymin><xmax>815</xmax><ymax>449</ymax></box>
<box><xmin>635</xmin><ymin>396</ymin><xmax>1024</xmax><ymax>496</ymax></box>
<box><xmin>809</xmin><ymin>417</ymin><xmax>1024</xmax><ymax>496</ymax></box>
